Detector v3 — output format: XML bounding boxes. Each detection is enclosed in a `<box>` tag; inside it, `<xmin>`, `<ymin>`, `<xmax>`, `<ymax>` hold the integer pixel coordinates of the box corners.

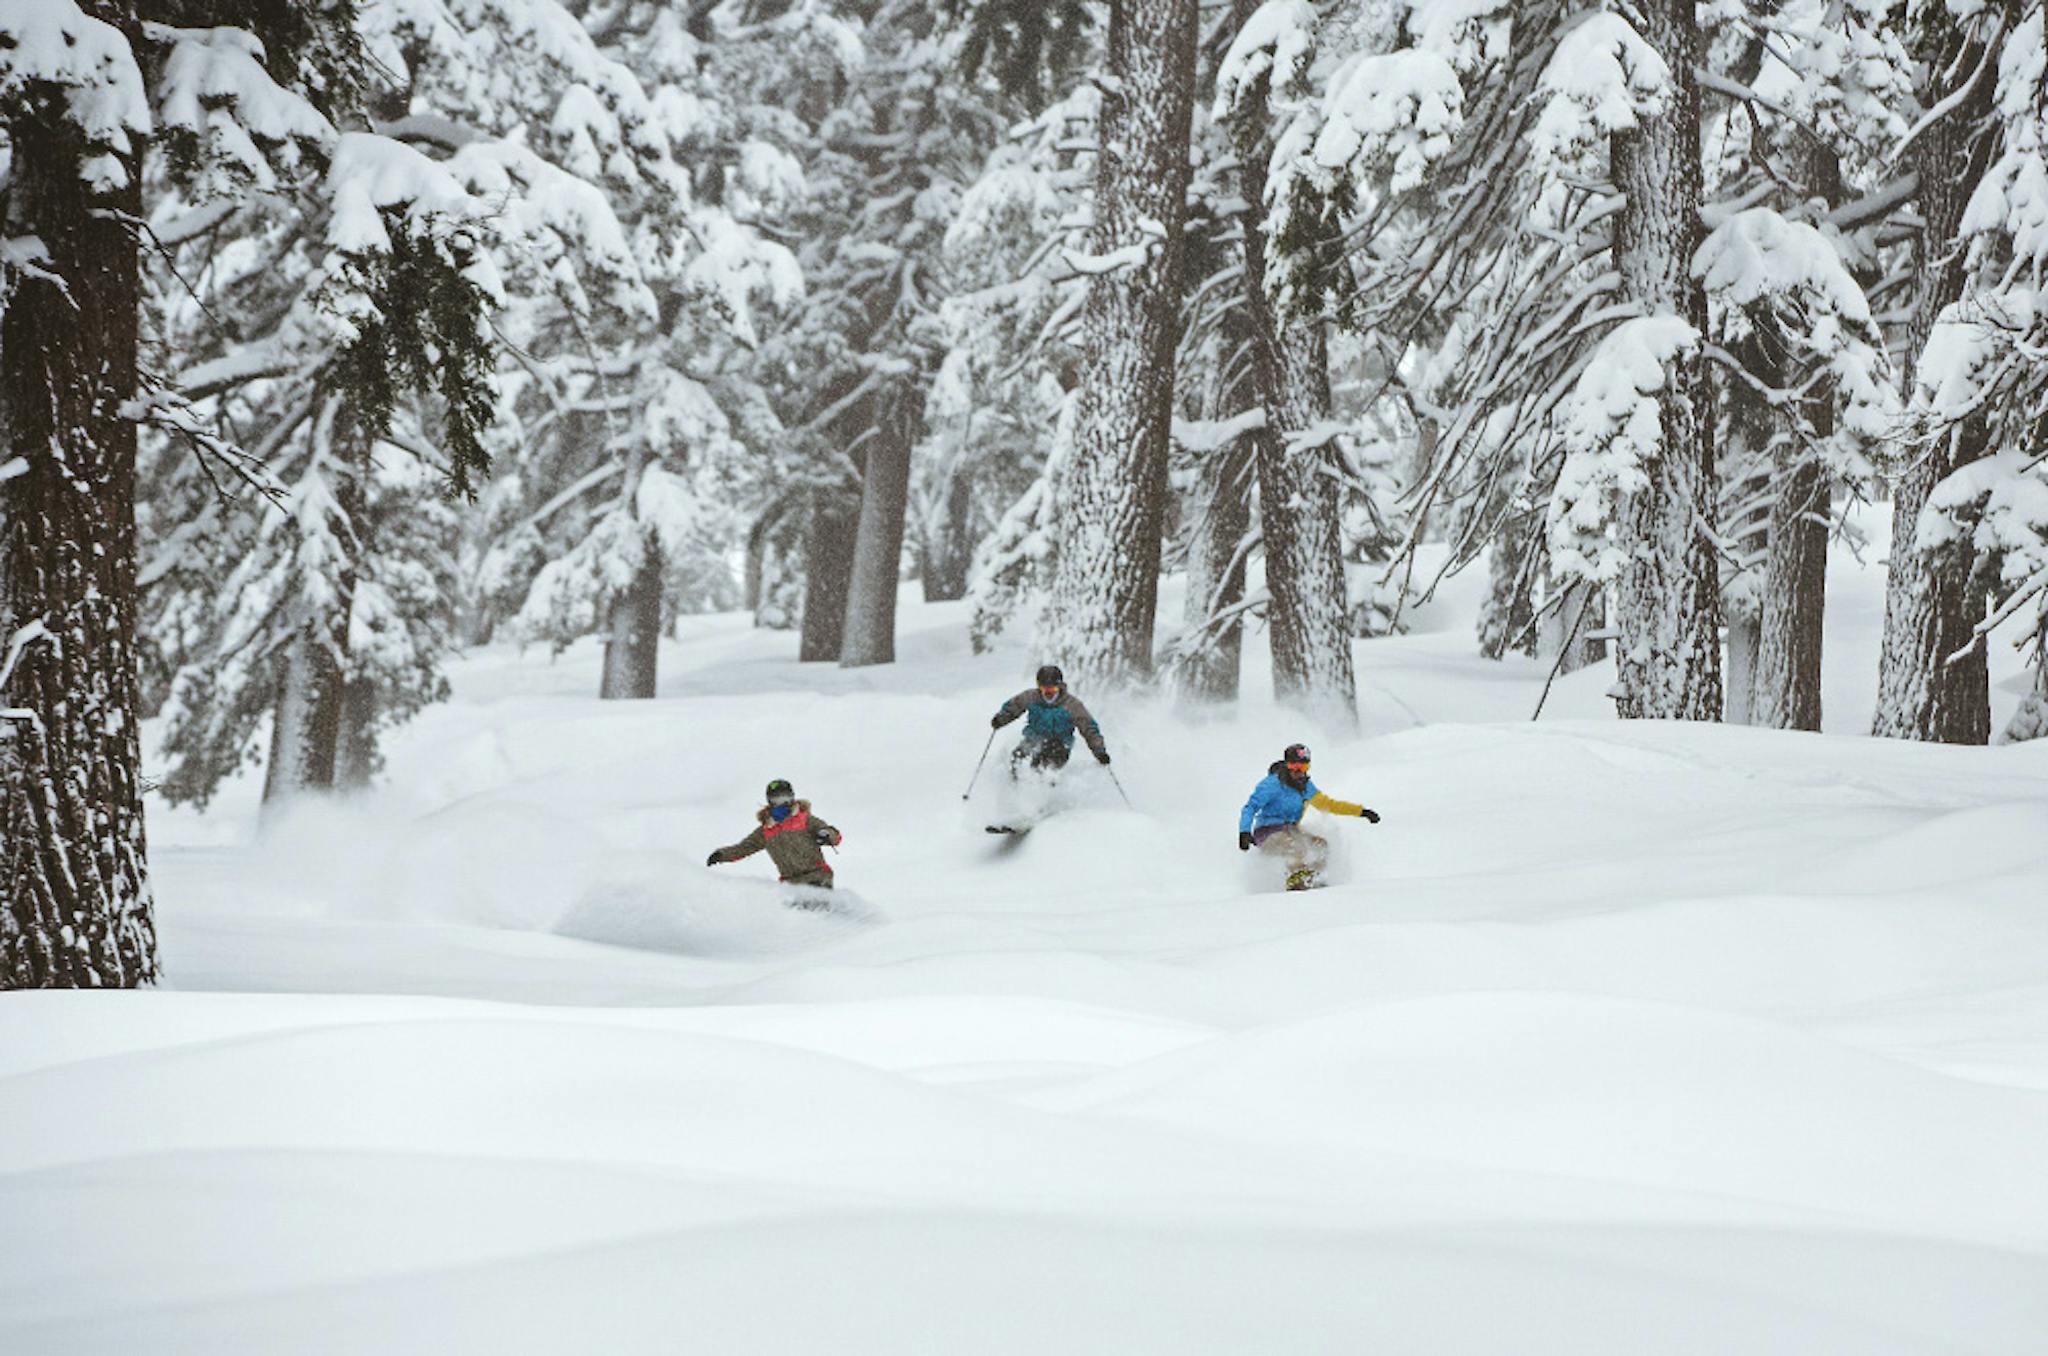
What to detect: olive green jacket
<box><xmin>711</xmin><ymin>801</ymin><xmax>842</xmax><ymax>886</ymax></box>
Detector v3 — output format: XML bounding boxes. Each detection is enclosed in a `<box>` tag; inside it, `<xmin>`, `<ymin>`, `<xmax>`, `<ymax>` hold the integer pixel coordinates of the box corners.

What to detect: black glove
<box><xmin>1359</xmin><ymin>808</ymin><xmax>1380</xmax><ymax>823</ymax></box>
<box><xmin>1094</xmin><ymin>748</ymin><xmax>1111</xmax><ymax>765</ymax></box>
<box><xmin>812</xmin><ymin>826</ymin><xmax>837</xmax><ymax>846</ymax></box>
<box><xmin>1238</xmin><ymin>831</ymin><xmax>1253</xmax><ymax>852</ymax></box>
<box><xmin>990</xmin><ymin>714</ymin><xmax>1004</xmax><ymax>729</ymax></box>
<box><xmin>705</xmin><ymin>850</ymin><xmax>722</xmax><ymax>867</ymax></box>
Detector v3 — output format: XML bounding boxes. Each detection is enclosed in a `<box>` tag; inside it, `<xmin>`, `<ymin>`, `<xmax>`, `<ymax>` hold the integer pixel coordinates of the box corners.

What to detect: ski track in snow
<box><xmin>7</xmin><ymin>528</ymin><xmax>2048</xmax><ymax>1353</ymax></box>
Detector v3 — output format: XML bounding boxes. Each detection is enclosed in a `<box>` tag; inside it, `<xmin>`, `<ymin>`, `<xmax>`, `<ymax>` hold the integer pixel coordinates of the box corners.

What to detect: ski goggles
<box><xmin>1037</xmin><ymin>685</ymin><xmax>1061</xmax><ymax>699</ymax></box>
<box><xmin>1285</xmin><ymin>760</ymin><xmax>1310</xmax><ymax>773</ymax></box>
<box><xmin>766</xmin><ymin>781</ymin><xmax>795</xmax><ymax>806</ymax></box>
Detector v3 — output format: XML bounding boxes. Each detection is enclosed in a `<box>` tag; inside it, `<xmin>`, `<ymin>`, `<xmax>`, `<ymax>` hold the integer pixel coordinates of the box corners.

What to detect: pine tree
<box><xmin>1215</xmin><ymin>0</ymin><xmax>1362</xmax><ymax>726</ymax></box>
<box><xmin>1042</xmin><ymin>0</ymin><xmax>1198</xmax><ymax>689</ymax></box>
<box><xmin>1872</xmin><ymin>1</ymin><xmax>2009</xmax><ymax>742</ymax></box>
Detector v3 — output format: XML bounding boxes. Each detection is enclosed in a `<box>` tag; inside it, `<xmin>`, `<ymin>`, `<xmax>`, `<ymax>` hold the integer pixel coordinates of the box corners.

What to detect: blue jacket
<box><xmin>1240</xmin><ymin>767</ymin><xmax>1362</xmax><ymax>832</ymax></box>
<box><xmin>994</xmin><ymin>688</ymin><xmax>1106</xmax><ymax>756</ymax></box>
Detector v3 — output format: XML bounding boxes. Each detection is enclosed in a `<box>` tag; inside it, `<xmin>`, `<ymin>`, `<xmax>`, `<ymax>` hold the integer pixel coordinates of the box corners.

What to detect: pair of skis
<box><xmin>963</xmin><ymin>729</ymin><xmax>1132</xmax><ymax>836</ymax></box>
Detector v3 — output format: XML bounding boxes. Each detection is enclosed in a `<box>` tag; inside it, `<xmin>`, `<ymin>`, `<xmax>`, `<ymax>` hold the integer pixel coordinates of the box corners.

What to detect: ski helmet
<box><xmin>1036</xmin><ymin>664</ymin><xmax>1064</xmax><ymax>688</ymax></box>
<box><xmin>1282</xmin><ymin>743</ymin><xmax>1311</xmax><ymax>767</ymax></box>
<box><xmin>765</xmin><ymin>778</ymin><xmax>795</xmax><ymax>804</ymax></box>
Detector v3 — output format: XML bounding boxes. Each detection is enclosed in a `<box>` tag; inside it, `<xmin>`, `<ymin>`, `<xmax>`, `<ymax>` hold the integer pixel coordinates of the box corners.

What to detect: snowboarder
<box><xmin>990</xmin><ymin>664</ymin><xmax>1110</xmax><ymax>776</ymax></box>
<box><xmin>706</xmin><ymin>778</ymin><xmax>843</xmax><ymax>889</ymax></box>
<box><xmin>1237</xmin><ymin>743</ymin><xmax>1378</xmax><ymax>890</ymax></box>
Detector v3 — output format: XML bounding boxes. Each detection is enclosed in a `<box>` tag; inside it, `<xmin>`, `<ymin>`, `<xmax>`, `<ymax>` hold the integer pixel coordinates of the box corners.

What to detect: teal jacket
<box><xmin>994</xmin><ymin>688</ymin><xmax>1106</xmax><ymax>756</ymax></box>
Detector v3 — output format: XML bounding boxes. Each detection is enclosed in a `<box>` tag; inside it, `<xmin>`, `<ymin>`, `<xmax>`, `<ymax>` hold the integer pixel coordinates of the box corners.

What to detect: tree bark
<box><xmin>1043</xmin><ymin>0</ymin><xmax>1197</xmax><ymax>689</ymax></box>
<box><xmin>1872</xmin><ymin>22</ymin><xmax>2000</xmax><ymax>744</ymax></box>
<box><xmin>1226</xmin><ymin>0</ymin><xmax>1358</xmax><ymax>728</ymax></box>
<box><xmin>1753</xmin><ymin>447</ymin><xmax>1827</xmax><ymax>729</ymax></box>
<box><xmin>263</xmin><ymin>634</ymin><xmax>343</xmax><ymax>810</ymax></box>
<box><xmin>1724</xmin><ymin>610</ymin><xmax>1759</xmax><ymax>725</ymax></box>
<box><xmin>599</xmin><ymin>537</ymin><xmax>662</xmax><ymax>698</ymax></box>
<box><xmin>841</xmin><ymin>418</ymin><xmax>913</xmax><ymax>667</ymax></box>
<box><xmin>1478</xmin><ymin>516</ymin><xmax>1536</xmax><ymax>660</ymax></box>
<box><xmin>919</xmin><ymin>469</ymin><xmax>973</xmax><ymax>603</ymax></box>
<box><xmin>1</xmin><ymin>63</ymin><xmax>159</xmax><ymax>986</ymax></box>
<box><xmin>1608</xmin><ymin>0</ymin><xmax>1722</xmax><ymax>720</ymax></box>
<box><xmin>333</xmin><ymin>679</ymin><xmax>378</xmax><ymax>791</ymax></box>
<box><xmin>1178</xmin><ymin>435</ymin><xmax>1252</xmax><ymax>704</ymax></box>
<box><xmin>799</xmin><ymin>491</ymin><xmax>859</xmax><ymax>661</ymax></box>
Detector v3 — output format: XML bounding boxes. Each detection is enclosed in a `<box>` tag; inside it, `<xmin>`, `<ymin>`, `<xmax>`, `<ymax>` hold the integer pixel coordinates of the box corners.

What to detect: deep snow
<box><xmin>5</xmin><ymin>516</ymin><xmax>2048</xmax><ymax>1354</ymax></box>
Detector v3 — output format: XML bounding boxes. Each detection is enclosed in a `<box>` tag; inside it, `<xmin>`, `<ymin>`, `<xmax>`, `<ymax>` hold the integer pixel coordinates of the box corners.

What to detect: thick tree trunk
<box><xmin>0</xmin><ymin>80</ymin><xmax>158</xmax><ymax>987</ymax></box>
<box><xmin>799</xmin><ymin>492</ymin><xmax>859</xmax><ymax>661</ymax></box>
<box><xmin>333</xmin><ymin>679</ymin><xmax>378</xmax><ymax>792</ymax></box>
<box><xmin>1226</xmin><ymin>0</ymin><xmax>1357</xmax><ymax>728</ymax></box>
<box><xmin>1753</xmin><ymin>448</ymin><xmax>1827</xmax><ymax>730</ymax></box>
<box><xmin>1608</xmin><ymin>0</ymin><xmax>1722</xmax><ymax>720</ymax></box>
<box><xmin>263</xmin><ymin>635</ymin><xmax>342</xmax><ymax>809</ymax></box>
<box><xmin>1873</xmin><ymin>28</ymin><xmax>1999</xmax><ymax>743</ymax></box>
<box><xmin>1724</xmin><ymin>610</ymin><xmax>1759</xmax><ymax>725</ymax></box>
<box><xmin>920</xmin><ymin>470</ymin><xmax>973</xmax><ymax>603</ymax></box>
<box><xmin>841</xmin><ymin>419</ymin><xmax>913</xmax><ymax>668</ymax></box>
<box><xmin>599</xmin><ymin>539</ymin><xmax>662</xmax><ymax>698</ymax></box>
<box><xmin>1044</xmin><ymin>0</ymin><xmax>1197</xmax><ymax>688</ymax></box>
<box><xmin>1178</xmin><ymin>436</ymin><xmax>1252</xmax><ymax>704</ymax></box>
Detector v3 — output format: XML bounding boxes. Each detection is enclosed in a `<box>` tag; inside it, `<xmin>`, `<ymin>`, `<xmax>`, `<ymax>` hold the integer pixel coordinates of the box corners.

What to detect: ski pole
<box><xmin>1105</xmin><ymin>763</ymin><xmax>1135</xmax><ymax>809</ymax></box>
<box><xmin>961</xmin><ymin>729</ymin><xmax>998</xmax><ymax>801</ymax></box>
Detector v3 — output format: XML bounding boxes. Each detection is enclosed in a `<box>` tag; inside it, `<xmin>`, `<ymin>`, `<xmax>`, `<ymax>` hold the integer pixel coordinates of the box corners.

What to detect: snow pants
<box><xmin>1011</xmin><ymin>737</ymin><xmax>1071</xmax><ymax>776</ymax></box>
<box><xmin>1251</xmin><ymin>823</ymin><xmax>1327</xmax><ymax>882</ymax></box>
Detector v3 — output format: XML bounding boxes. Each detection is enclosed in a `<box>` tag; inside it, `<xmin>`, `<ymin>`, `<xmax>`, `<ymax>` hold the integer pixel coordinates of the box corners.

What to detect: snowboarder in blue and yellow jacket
<box><xmin>992</xmin><ymin>664</ymin><xmax>1109</xmax><ymax>775</ymax></box>
<box><xmin>1238</xmin><ymin>743</ymin><xmax>1378</xmax><ymax>890</ymax></box>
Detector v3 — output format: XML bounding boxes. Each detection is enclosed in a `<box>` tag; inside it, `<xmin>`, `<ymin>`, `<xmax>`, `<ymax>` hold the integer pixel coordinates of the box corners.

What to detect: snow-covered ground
<box><xmin>7</xmin><ymin>516</ymin><xmax>2048</xmax><ymax>1354</ymax></box>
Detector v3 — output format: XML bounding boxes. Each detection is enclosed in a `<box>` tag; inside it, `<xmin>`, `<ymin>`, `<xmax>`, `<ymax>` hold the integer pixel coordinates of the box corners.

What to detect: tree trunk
<box><xmin>1478</xmin><ymin>515</ymin><xmax>1536</xmax><ymax>660</ymax></box>
<box><xmin>1753</xmin><ymin>447</ymin><xmax>1827</xmax><ymax>730</ymax></box>
<box><xmin>263</xmin><ymin>633</ymin><xmax>343</xmax><ymax>810</ymax></box>
<box><xmin>1227</xmin><ymin>0</ymin><xmax>1358</xmax><ymax>728</ymax></box>
<box><xmin>1043</xmin><ymin>0</ymin><xmax>1197</xmax><ymax>689</ymax></box>
<box><xmin>920</xmin><ymin>469</ymin><xmax>973</xmax><ymax>603</ymax></box>
<box><xmin>799</xmin><ymin>491</ymin><xmax>859</xmax><ymax>661</ymax></box>
<box><xmin>599</xmin><ymin>537</ymin><xmax>662</xmax><ymax>698</ymax></box>
<box><xmin>1</xmin><ymin>71</ymin><xmax>159</xmax><ymax>987</ymax></box>
<box><xmin>1540</xmin><ymin>578</ymin><xmax>1602</xmax><ymax>677</ymax></box>
<box><xmin>841</xmin><ymin>418</ymin><xmax>913</xmax><ymax>667</ymax></box>
<box><xmin>333</xmin><ymin>679</ymin><xmax>378</xmax><ymax>791</ymax></box>
<box><xmin>1724</xmin><ymin>610</ymin><xmax>1759</xmax><ymax>725</ymax></box>
<box><xmin>1608</xmin><ymin>0</ymin><xmax>1722</xmax><ymax>720</ymax></box>
<box><xmin>1178</xmin><ymin>435</ymin><xmax>1253</xmax><ymax>704</ymax></box>
<box><xmin>1873</xmin><ymin>24</ymin><xmax>1999</xmax><ymax>744</ymax></box>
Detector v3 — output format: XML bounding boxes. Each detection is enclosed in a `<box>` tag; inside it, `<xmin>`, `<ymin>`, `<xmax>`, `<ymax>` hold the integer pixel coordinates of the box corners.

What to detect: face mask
<box><xmin>769</xmin><ymin>802</ymin><xmax>794</xmax><ymax>822</ymax></box>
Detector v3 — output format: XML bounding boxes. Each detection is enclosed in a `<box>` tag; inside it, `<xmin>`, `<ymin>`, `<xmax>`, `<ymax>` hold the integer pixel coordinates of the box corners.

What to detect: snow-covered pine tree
<box><xmin>1042</xmin><ymin>0</ymin><xmax>1198</xmax><ymax>689</ymax></box>
<box><xmin>2</xmin><ymin>2</ymin><xmax>378</xmax><ymax>982</ymax></box>
<box><xmin>1214</xmin><ymin>0</ymin><xmax>1359</xmax><ymax>728</ymax></box>
<box><xmin>0</xmin><ymin>0</ymin><xmax>158</xmax><ymax>986</ymax></box>
<box><xmin>148</xmin><ymin>0</ymin><xmax>665</xmax><ymax>805</ymax></box>
<box><xmin>1872</xmin><ymin>0</ymin><xmax>2011</xmax><ymax>742</ymax></box>
<box><xmin>1694</xmin><ymin>1</ymin><xmax>1907</xmax><ymax>730</ymax></box>
<box><xmin>1908</xmin><ymin>0</ymin><xmax>2048</xmax><ymax>743</ymax></box>
<box><xmin>476</xmin><ymin>2</ymin><xmax>810</xmax><ymax>695</ymax></box>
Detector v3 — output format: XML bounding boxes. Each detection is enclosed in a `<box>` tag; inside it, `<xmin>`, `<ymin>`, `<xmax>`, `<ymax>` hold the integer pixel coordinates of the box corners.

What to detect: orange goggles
<box><xmin>1038</xmin><ymin>685</ymin><xmax>1060</xmax><ymax>698</ymax></box>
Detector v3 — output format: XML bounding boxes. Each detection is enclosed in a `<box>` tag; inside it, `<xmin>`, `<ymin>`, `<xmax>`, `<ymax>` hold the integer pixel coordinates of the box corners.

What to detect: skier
<box><xmin>991</xmin><ymin>664</ymin><xmax>1110</xmax><ymax>775</ymax></box>
<box><xmin>706</xmin><ymin>778</ymin><xmax>843</xmax><ymax>890</ymax></box>
<box><xmin>1237</xmin><ymin>743</ymin><xmax>1378</xmax><ymax>891</ymax></box>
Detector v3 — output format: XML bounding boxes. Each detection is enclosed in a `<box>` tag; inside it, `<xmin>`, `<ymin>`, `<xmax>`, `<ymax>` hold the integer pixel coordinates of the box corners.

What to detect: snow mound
<box><xmin>554</xmin><ymin>873</ymin><xmax>879</xmax><ymax>956</ymax></box>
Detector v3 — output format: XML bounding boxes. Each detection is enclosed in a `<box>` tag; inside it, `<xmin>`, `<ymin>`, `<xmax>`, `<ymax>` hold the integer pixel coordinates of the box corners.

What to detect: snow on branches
<box><xmin>1531</xmin><ymin>11</ymin><xmax>1672</xmax><ymax>177</ymax></box>
<box><xmin>0</xmin><ymin>0</ymin><xmax>148</xmax><ymax>189</ymax></box>
<box><xmin>1548</xmin><ymin>314</ymin><xmax>1701</xmax><ymax>583</ymax></box>
<box><xmin>1694</xmin><ymin>206</ymin><xmax>1894</xmax><ymax>461</ymax></box>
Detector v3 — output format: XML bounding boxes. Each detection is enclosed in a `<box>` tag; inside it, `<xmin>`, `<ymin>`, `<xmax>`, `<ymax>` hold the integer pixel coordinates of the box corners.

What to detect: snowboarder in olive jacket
<box><xmin>1237</xmin><ymin>743</ymin><xmax>1378</xmax><ymax>890</ymax></box>
<box><xmin>991</xmin><ymin>664</ymin><xmax>1109</xmax><ymax>774</ymax></box>
<box><xmin>706</xmin><ymin>779</ymin><xmax>843</xmax><ymax>888</ymax></box>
